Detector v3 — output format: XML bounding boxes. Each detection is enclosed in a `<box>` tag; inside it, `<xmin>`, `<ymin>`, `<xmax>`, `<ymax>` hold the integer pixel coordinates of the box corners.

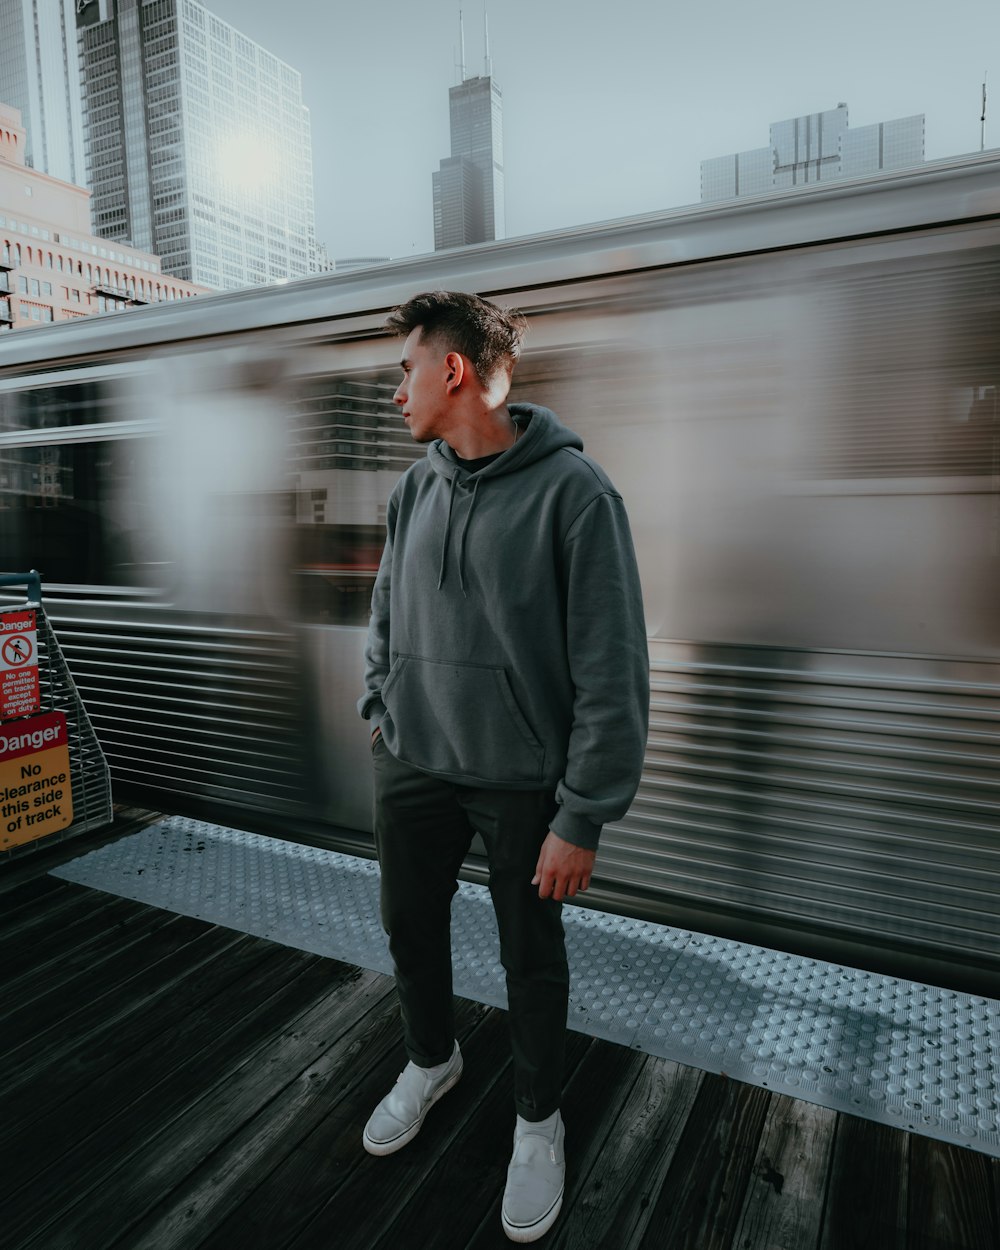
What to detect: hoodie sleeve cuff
<box><xmin>358</xmin><ymin>695</ymin><xmax>386</xmax><ymax>730</ymax></box>
<box><xmin>550</xmin><ymin>807</ymin><xmax>602</xmax><ymax>851</ymax></box>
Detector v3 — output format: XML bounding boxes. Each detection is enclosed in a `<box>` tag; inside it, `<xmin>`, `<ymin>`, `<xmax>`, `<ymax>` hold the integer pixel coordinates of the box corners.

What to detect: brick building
<box><xmin>0</xmin><ymin>102</ymin><xmax>205</xmax><ymax>332</ymax></box>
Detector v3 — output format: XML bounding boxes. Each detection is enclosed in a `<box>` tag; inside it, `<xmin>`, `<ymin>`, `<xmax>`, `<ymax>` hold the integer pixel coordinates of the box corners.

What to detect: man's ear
<box><xmin>444</xmin><ymin>351</ymin><xmax>466</xmax><ymax>394</ymax></box>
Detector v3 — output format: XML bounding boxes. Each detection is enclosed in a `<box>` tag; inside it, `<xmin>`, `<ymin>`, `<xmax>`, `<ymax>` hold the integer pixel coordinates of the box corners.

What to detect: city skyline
<box><xmin>3</xmin><ymin>0</ymin><xmax>997</xmax><ymax>269</ymax></box>
<box><xmin>204</xmin><ymin>0</ymin><xmax>998</xmax><ymax>263</ymax></box>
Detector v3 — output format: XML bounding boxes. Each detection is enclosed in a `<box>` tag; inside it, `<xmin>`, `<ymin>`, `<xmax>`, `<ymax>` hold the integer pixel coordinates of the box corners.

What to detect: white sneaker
<box><xmin>362</xmin><ymin>1042</ymin><xmax>462</xmax><ymax>1156</ymax></box>
<box><xmin>501</xmin><ymin>1111</ymin><xmax>566</xmax><ymax>1243</ymax></box>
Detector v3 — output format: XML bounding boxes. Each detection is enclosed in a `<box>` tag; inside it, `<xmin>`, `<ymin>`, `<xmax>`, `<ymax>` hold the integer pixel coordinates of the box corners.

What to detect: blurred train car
<box><xmin>2</xmin><ymin>152</ymin><xmax>998</xmax><ymax>993</ymax></box>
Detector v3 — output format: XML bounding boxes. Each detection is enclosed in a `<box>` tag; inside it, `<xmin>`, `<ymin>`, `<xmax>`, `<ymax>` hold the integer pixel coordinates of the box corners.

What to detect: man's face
<box><xmin>393</xmin><ymin>327</ymin><xmax>451</xmax><ymax>444</ymax></box>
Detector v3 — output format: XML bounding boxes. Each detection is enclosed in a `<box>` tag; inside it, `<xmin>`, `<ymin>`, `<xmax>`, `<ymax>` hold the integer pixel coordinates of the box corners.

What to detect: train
<box><xmin>2</xmin><ymin>151</ymin><xmax>998</xmax><ymax>995</ymax></box>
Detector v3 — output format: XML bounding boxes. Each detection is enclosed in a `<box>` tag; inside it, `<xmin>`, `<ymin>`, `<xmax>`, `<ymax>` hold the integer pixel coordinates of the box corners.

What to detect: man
<box><xmin>358</xmin><ymin>290</ymin><xmax>648</xmax><ymax>1243</ymax></box>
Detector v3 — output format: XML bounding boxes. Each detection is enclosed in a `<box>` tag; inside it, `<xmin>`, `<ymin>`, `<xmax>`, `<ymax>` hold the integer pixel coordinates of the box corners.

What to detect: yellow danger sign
<box><xmin>0</xmin><ymin>711</ymin><xmax>73</xmax><ymax>850</ymax></box>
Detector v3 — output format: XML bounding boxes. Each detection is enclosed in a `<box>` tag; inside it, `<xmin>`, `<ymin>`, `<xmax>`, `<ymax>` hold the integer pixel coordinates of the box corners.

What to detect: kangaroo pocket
<box><xmin>381</xmin><ymin>654</ymin><xmax>545</xmax><ymax>784</ymax></box>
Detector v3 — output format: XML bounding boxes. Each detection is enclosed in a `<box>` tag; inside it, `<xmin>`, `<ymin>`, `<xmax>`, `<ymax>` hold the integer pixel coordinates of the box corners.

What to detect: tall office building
<box><xmin>0</xmin><ymin>0</ymin><xmax>87</xmax><ymax>185</ymax></box>
<box><xmin>433</xmin><ymin>14</ymin><xmax>504</xmax><ymax>250</ymax></box>
<box><xmin>76</xmin><ymin>0</ymin><xmax>318</xmax><ymax>289</ymax></box>
<box><xmin>701</xmin><ymin>104</ymin><xmax>925</xmax><ymax>202</ymax></box>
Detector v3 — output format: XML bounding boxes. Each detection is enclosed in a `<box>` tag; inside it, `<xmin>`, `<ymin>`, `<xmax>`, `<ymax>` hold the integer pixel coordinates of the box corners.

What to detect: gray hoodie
<box><xmin>358</xmin><ymin>402</ymin><xmax>649</xmax><ymax>850</ymax></box>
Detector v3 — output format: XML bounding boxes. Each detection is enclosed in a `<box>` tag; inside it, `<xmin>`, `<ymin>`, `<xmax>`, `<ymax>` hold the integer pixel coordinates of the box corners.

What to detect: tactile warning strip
<box><xmin>51</xmin><ymin>817</ymin><xmax>1000</xmax><ymax>1158</ymax></box>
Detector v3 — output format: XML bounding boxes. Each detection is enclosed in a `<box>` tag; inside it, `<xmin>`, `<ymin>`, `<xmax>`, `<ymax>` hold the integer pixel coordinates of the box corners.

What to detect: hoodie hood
<box><xmin>427</xmin><ymin>403</ymin><xmax>584</xmax><ymax>482</ymax></box>
<box><xmin>426</xmin><ymin>403</ymin><xmax>584</xmax><ymax>593</ymax></box>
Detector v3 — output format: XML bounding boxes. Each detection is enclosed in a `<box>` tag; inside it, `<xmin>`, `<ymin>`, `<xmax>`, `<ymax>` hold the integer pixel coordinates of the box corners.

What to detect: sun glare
<box><xmin>215</xmin><ymin>133</ymin><xmax>281</xmax><ymax>195</ymax></box>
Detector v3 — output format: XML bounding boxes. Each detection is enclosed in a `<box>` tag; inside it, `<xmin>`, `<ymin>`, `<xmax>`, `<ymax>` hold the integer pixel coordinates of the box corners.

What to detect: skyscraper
<box><xmin>76</xmin><ymin>0</ymin><xmax>319</xmax><ymax>289</ymax></box>
<box><xmin>433</xmin><ymin>13</ymin><xmax>504</xmax><ymax>250</ymax></box>
<box><xmin>0</xmin><ymin>0</ymin><xmax>87</xmax><ymax>185</ymax></box>
<box><xmin>701</xmin><ymin>104</ymin><xmax>925</xmax><ymax>202</ymax></box>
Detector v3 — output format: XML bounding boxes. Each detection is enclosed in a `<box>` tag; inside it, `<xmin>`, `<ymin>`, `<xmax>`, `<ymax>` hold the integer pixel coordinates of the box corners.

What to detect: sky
<box><xmin>206</xmin><ymin>0</ymin><xmax>999</xmax><ymax>262</ymax></box>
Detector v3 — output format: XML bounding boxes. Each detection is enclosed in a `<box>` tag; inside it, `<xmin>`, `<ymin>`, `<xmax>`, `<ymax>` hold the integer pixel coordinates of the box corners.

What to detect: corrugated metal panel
<box><xmin>40</xmin><ymin>602</ymin><xmax>312</xmax><ymax>816</ymax></box>
<box><xmin>600</xmin><ymin>640</ymin><xmax>1000</xmax><ymax>964</ymax></box>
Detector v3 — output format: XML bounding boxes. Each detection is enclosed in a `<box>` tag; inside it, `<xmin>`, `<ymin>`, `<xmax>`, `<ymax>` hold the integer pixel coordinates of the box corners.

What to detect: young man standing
<box><xmin>358</xmin><ymin>290</ymin><xmax>648</xmax><ymax>1242</ymax></box>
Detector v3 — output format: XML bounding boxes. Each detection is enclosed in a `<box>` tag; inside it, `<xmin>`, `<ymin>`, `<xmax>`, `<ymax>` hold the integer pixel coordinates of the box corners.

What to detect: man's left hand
<box><xmin>532</xmin><ymin>831</ymin><xmax>596</xmax><ymax>901</ymax></box>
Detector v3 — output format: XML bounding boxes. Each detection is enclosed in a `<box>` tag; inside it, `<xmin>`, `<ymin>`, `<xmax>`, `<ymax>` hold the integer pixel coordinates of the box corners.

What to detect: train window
<box><xmin>0</xmin><ymin>438</ymin><xmax>159</xmax><ymax>587</ymax></box>
<box><xmin>292</xmin><ymin>522</ymin><xmax>385</xmax><ymax>625</ymax></box>
<box><xmin>805</xmin><ymin>251</ymin><xmax>1000</xmax><ymax>481</ymax></box>
<box><xmin>289</xmin><ymin>371</ymin><xmax>420</xmax><ymax>624</ymax></box>
<box><xmin>0</xmin><ymin>380</ymin><xmax>135</xmax><ymax>431</ymax></box>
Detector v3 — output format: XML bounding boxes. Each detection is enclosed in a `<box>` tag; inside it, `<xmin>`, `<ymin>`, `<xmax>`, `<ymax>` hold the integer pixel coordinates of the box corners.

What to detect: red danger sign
<box><xmin>0</xmin><ymin>611</ymin><xmax>40</xmax><ymax>720</ymax></box>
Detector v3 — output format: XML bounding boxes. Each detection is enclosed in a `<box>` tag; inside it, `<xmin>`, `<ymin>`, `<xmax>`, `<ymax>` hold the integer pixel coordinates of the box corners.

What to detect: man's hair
<box><xmin>385</xmin><ymin>290</ymin><xmax>527</xmax><ymax>383</ymax></box>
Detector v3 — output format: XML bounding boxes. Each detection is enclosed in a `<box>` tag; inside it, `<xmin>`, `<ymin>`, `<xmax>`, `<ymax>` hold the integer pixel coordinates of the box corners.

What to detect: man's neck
<box><xmin>445</xmin><ymin>405</ymin><xmax>518</xmax><ymax>460</ymax></box>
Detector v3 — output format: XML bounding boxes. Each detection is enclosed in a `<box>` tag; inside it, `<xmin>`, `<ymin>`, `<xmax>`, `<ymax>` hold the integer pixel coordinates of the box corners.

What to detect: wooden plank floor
<box><xmin>3</xmin><ymin>816</ymin><xmax>999</xmax><ymax>1250</ymax></box>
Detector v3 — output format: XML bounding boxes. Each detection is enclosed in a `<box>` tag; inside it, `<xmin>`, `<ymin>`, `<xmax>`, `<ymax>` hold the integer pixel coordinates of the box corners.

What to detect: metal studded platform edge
<box><xmin>51</xmin><ymin>816</ymin><xmax>1000</xmax><ymax>1158</ymax></box>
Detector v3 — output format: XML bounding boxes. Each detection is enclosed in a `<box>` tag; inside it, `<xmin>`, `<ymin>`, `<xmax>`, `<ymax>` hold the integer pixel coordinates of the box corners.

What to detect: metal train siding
<box><xmin>2</xmin><ymin>152</ymin><xmax>999</xmax><ymax>995</ymax></box>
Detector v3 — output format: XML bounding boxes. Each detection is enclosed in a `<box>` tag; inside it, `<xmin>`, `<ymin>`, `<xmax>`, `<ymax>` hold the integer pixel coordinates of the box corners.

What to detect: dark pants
<box><xmin>372</xmin><ymin>736</ymin><xmax>568</xmax><ymax>1122</ymax></box>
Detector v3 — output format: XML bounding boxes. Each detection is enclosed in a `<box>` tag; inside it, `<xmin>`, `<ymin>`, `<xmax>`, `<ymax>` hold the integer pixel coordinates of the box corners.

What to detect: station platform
<box><xmin>3</xmin><ymin>807</ymin><xmax>998</xmax><ymax>1249</ymax></box>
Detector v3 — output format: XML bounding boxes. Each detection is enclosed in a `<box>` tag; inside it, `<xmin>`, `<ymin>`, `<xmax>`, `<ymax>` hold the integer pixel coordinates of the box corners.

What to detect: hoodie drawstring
<box><xmin>424</xmin><ymin>406</ymin><xmax>581</xmax><ymax>596</ymax></box>
<box><xmin>438</xmin><ymin>474</ymin><xmax>458</xmax><ymax>590</ymax></box>
<box><xmin>455</xmin><ymin>477</ymin><xmax>481</xmax><ymax>597</ymax></box>
<box><xmin>437</xmin><ymin>474</ymin><xmax>482</xmax><ymax>597</ymax></box>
